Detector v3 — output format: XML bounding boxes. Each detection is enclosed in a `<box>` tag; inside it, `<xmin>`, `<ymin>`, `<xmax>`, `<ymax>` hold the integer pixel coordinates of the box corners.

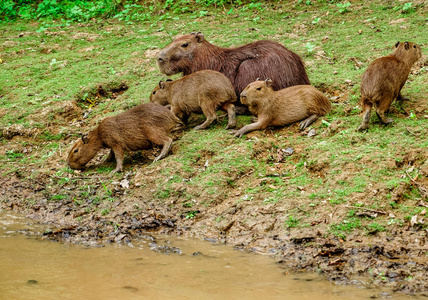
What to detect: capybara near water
<box><xmin>67</xmin><ymin>102</ymin><xmax>181</xmax><ymax>173</ymax></box>
<box><xmin>157</xmin><ymin>32</ymin><xmax>310</xmax><ymax>100</ymax></box>
<box><xmin>150</xmin><ymin>70</ymin><xmax>237</xmax><ymax>130</ymax></box>
<box><xmin>358</xmin><ymin>41</ymin><xmax>422</xmax><ymax>131</ymax></box>
<box><xmin>231</xmin><ymin>80</ymin><xmax>331</xmax><ymax>137</ymax></box>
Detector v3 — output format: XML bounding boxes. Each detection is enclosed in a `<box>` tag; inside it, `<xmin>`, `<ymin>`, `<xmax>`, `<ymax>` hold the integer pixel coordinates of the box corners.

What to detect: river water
<box><xmin>0</xmin><ymin>210</ymin><xmax>420</xmax><ymax>300</ymax></box>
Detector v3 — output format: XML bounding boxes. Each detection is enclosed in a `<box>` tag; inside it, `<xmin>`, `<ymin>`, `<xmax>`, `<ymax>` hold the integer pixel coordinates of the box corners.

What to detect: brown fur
<box><xmin>67</xmin><ymin>102</ymin><xmax>180</xmax><ymax>173</ymax></box>
<box><xmin>157</xmin><ymin>32</ymin><xmax>310</xmax><ymax>100</ymax></box>
<box><xmin>150</xmin><ymin>70</ymin><xmax>237</xmax><ymax>130</ymax></box>
<box><xmin>232</xmin><ymin>80</ymin><xmax>331</xmax><ymax>137</ymax></box>
<box><xmin>358</xmin><ymin>41</ymin><xmax>422</xmax><ymax>131</ymax></box>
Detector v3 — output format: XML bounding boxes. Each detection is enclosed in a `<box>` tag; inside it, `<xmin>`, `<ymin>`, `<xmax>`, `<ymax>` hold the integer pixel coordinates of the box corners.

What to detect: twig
<box><xmin>238</xmin><ymin>170</ymin><xmax>254</xmax><ymax>179</ymax></box>
<box><xmin>406</xmin><ymin>169</ymin><xmax>428</xmax><ymax>197</ymax></box>
<box><xmin>344</xmin><ymin>205</ymin><xmax>386</xmax><ymax>215</ymax></box>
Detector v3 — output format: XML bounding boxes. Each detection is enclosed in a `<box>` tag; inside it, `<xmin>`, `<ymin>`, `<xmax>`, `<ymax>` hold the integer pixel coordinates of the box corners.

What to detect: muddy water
<box><xmin>0</xmin><ymin>211</ymin><xmax>419</xmax><ymax>300</ymax></box>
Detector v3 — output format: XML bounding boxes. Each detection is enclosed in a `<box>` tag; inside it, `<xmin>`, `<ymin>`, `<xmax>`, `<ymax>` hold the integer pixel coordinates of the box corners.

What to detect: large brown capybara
<box><xmin>358</xmin><ymin>41</ymin><xmax>422</xmax><ymax>131</ymax></box>
<box><xmin>67</xmin><ymin>102</ymin><xmax>181</xmax><ymax>173</ymax></box>
<box><xmin>157</xmin><ymin>32</ymin><xmax>310</xmax><ymax>100</ymax></box>
<box><xmin>150</xmin><ymin>70</ymin><xmax>237</xmax><ymax>130</ymax></box>
<box><xmin>231</xmin><ymin>79</ymin><xmax>331</xmax><ymax>137</ymax></box>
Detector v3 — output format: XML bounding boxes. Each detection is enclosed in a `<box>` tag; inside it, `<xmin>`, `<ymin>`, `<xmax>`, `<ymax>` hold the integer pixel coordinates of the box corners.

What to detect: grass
<box><xmin>0</xmin><ymin>1</ymin><xmax>427</xmax><ymax>240</ymax></box>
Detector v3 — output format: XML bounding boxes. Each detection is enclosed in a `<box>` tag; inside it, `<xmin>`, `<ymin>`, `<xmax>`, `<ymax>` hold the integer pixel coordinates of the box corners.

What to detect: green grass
<box><xmin>0</xmin><ymin>1</ymin><xmax>427</xmax><ymax>232</ymax></box>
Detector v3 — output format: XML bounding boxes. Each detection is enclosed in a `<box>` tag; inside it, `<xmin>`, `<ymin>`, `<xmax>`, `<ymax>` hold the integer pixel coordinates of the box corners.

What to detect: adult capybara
<box><xmin>231</xmin><ymin>79</ymin><xmax>331</xmax><ymax>137</ymax></box>
<box><xmin>358</xmin><ymin>41</ymin><xmax>422</xmax><ymax>131</ymax></box>
<box><xmin>157</xmin><ymin>32</ymin><xmax>310</xmax><ymax>99</ymax></box>
<box><xmin>150</xmin><ymin>70</ymin><xmax>237</xmax><ymax>130</ymax></box>
<box><xmin>67</xmin><ymin>102</ymin><xmax>181</xmax><ymax>173</ymax></box>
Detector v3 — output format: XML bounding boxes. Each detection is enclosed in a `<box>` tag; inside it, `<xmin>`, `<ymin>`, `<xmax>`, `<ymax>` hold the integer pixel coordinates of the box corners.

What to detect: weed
<box><xmin>337</xmin><ymin>2</ymin><xmax>351</xmax><ymax>14</ymax></box>
<box><xmin>285</xmin><ymin>215</ymin><xmax>299</xmax><ymax>228</ymax></box>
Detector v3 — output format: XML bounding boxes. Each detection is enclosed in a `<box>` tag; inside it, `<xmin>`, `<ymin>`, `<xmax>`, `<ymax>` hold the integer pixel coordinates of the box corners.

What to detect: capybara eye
<box><xmin>256</xmin><ymin>87</ymin><xmax>261</xmax><ymax>91</ymax></box>
<box><xmin>413</xmin><ymin>45</ymin><xmax>416</xmax><ymax>48</ymax></box>
<box><xmin>152</xmin><ymin>91</ymin><xmax>156</xmax><ymax>95</ymax></box>
<box><xmin>73</xmin><ymin>148</ymin><xmax>79</xmax><ymax>153</ymax></box>
<box><xmin>181</xmin><ymin>43</ymin><xmax>189</xmax><ymax>48</ymax></box>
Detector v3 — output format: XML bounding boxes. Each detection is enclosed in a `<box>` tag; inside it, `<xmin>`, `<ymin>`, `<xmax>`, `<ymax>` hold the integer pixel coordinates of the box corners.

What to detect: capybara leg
<box><xmin>358</xmin><ymin>100</ymin><xmax>372</xmax><ymax>131</ymax></box>
<box><xmin>154</xmin><ymin>137</ymin><xmax>173</xmax><ymax>162</ymax></box>
<box><xmin>299</xmin><ymin>114</ymin><xmax>319</xmax><ymax>130</ymax></box>
<box><xmin>221</xmin><ymin>102</ymin><xmax>236</xmax><ymax>129</ymax></box>
<box><xmin>376</xmin><ymin>99</ymin><xmax>394</xmax><ymax>124</ymax></box>
<box><xmin>111</xmin><ymin>147</ymin><xmax>124</xmax><ymax>173</ymax></box>
<box><xmin>195</xmin><ymin>104</ymin><xmax>217</xmax><ymax>130</ymax></box>
<box><xmin>231</xmin><ymin>119</ymin><xmax>269</xmax><ymax>138</ymax></box>
<box><xmin>106</xmin><ymin>149</ymin><xmax>115</xmax><ymax>162</ymax></box>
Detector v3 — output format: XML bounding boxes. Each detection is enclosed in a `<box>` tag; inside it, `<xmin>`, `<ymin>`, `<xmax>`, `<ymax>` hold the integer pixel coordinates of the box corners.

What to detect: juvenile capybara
<box><xmin>157</xmin><ymin>32</ymin><xmax>310</xmax><ymax>99</ymax></box>
<box><xmin>231</xmin><ymin>80</ymin><xmax>331</xmax><ymax>137</ymax></box>
<box><xmin>67</xmin><ymin>102</ymin><xmax>181</xmax><ymax>173</ymax></box>
<box><xmin>358</xmin><ymin>41</ymin><xmax>422</xmax><ymax>131</ymax></box>
<box><xmin>150</xmin><ymin>70</ymin><xmax>237</xmax><ymax>130</ymax></box>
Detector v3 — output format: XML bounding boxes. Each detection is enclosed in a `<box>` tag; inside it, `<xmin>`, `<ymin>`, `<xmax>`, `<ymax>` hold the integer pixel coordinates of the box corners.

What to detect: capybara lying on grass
<box><xmin>232</xmin><ymin>80</ymin><xmax>331</xmax><ymax>137</ymax></box>
<box><xmin>358</xmin><ymin>41</ymin><xmax>422</xmax><ymax>131</ymax></box>
<box><xmin>67</xmin><ymin>102</ymin><xmax>181</xmax><ymax>173</ymax></box>
<box><xmin>150</xmin><ymin>70</ymin><xmax>237</xmax><ymax>130</ymax></box>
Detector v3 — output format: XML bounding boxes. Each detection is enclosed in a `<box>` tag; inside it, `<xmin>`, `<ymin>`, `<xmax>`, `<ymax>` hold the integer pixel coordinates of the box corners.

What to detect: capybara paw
<box><xmin>383</xmin><ymin>118</ymin><xmax>394</xmax><ymax>124</ymax></box>
<box><xmin>225</xmin><ymin>123</ymin><xmax>237</xmax><ymax>130</ymax></box>
<box><xmin>357</xmin><ymin>124</ymin><xmax>369</xmax><ymax>131</ymax></box>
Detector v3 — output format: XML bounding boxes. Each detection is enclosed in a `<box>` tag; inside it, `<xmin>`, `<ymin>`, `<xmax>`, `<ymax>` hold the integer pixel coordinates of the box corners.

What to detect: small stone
<box><xmin>308</xmin><ymin>129</ymin><xmax>317</xmax><ymax>137</ymax></box>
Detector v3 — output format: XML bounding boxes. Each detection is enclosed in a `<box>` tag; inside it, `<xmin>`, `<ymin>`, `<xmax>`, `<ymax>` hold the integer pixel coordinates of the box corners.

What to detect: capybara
<box><xmin>358</xmin><ymin>41</ymin><xmax>422</xmax><ymax>131</ymax></box>
<box><xmin>150</xmin><ymin>70</ymin><xmax>237</xmax><ymax>130</ymax></box>
<box><xmin>67</xmin><ymin>102</ymin><xmax>181</xmax><ymax>173</ymax></box>
<box><xmin>231</xmin><ymin>80</ymin><xmax>331</xmax><ymax>137</ymax></box>
<box><xmin>157</xmin><ymin>32</ymin><xmax>310</xmax><ymax>100</ymax></box>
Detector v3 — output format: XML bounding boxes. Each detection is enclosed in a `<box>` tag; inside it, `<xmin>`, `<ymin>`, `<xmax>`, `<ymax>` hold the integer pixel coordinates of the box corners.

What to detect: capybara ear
<box><xmin>265</xmin><ymin>79</ymin><xmax>273</xmax><ymax>87</ymax></box>
<box><xmin>159</xmin><ymin>81</ymin><xmax>165</xmax><ymax>89</ymax></box>
<box><xmin>81</xmin><ymin>134</ymin><xmax>89</xmax><ymax>144</ymax></box>
<box><xmin>256</xmin><ymin>78</ymin><xmax>260</xmax><ymax>81</ymax></box>
<box><xmin>395</xmin><ymin>41</ymin><xmax>400</xmax><ymax>48</ymax></box>
<box><xmin>195</xmin><ymin>32</ymin><xmax>205</xmax><ymax>43</ymax></box>
<box><xmin>404</xmin><ymin>42</ymin><xmax>410</xmax><ymax>50</ymax></box>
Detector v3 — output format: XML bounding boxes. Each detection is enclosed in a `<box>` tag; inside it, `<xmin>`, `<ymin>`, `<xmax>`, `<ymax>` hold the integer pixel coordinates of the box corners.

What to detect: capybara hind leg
<box><xmin>154</xmin><ymin>137</ymin><xmax>173</xmax><ymax>162</ymax></box>
<box><xmin>195</xmin><ymin>104</ymin><xmax>217</xmax><ymax>130</ymax></box>
<box><xmin>221</xmin><ymin>102</ymin><xmax>236</xmax><ymax>129</ymax></box>
<box><xmin>299</xmin><ymin>114</ymin><xmax>319</xmax><ymax>130</ymax></box>
<box><xmin>111</xmin><ymin>147</ymin><xmax>125</xmax><ymax>173</ymax></box>
<box><xmin>376</xmin><ymin>99</ymin><xmax>394</xmax><ymax>124</ymax></box>
<box><xmin>358</xmin><ymin>101</ymin><xmax>372</xmax><ymax>131</ymax></box>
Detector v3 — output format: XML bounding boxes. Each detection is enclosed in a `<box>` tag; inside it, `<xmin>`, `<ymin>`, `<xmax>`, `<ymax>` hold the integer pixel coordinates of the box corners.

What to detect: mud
<box><xmin>1</xmin><ymin>127</ymin><xmax>428</xmax><ymax>296</ymax></box>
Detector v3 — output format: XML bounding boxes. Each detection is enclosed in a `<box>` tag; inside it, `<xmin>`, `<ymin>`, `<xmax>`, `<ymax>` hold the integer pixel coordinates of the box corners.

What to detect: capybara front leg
<box><xmin>221</xmin><ymin>102</ymin><xmax>236</xmax><ymax>129</ymax></box>
<box><xmin>231</xmin><ymin>119</ymin><xmax>269</xmax><ymax>138</ymax></box>
<box><xmin>358</xmin><ymin>100</ymin><xmax>372</xmax><ymax>131</ymax></box>
<box><xmin>154</xmin><ymin>137</ymin><xmax>173</xmax><ymax>162</ymax></box>
<box><xmin>195</xmin><ymin>104</ymin><xmax>217</xmax><ymax>130</ymax></box>
<box><xmin>111</xmin><ymin>147</ymin><xmax>124</xmax><ymax>173</ymax></box>
<box><xmin>299</xmin><ymin>114</ymin><xmax>319</xmax><ymax>130</ymax></box>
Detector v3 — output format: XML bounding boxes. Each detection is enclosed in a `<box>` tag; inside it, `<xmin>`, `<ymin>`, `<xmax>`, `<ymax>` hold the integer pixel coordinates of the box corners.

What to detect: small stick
<box><xmin>344</xmin><ymin>205</ymin><xmax>386</xmax><ymax>215</ymax></box>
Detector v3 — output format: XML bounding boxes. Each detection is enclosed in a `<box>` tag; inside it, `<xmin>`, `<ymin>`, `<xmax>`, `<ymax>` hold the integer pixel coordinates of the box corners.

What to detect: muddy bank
<box><xmin>1</xmin><ymin>158</ymin><xmax>428</xmax><ymax>296</ymax></box>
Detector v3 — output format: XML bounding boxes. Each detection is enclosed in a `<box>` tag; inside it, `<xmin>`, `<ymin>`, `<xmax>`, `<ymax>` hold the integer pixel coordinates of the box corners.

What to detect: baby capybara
<box><xmin>358</xmin><ymin>41</ymin><xmax>422</xmax><ymax>131</ymax></box>
<box><xmin>150</xmin><ymin>70</ymin><xmax>237</xmax><ymax>130</ymax></box>
<box><xmin>157</xmin><ymin>32</ymin><xmax>310</xmax><ymax>99</ymax></box>
<box><xmin>67</xmin><ymin>102</ymin><xmax>181</xmax><ymax>173</ymax></box>
<box><xmin>232</xmin><ymin>80</ymin><xmax>331</xmax><ymax>137</ymax></box>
